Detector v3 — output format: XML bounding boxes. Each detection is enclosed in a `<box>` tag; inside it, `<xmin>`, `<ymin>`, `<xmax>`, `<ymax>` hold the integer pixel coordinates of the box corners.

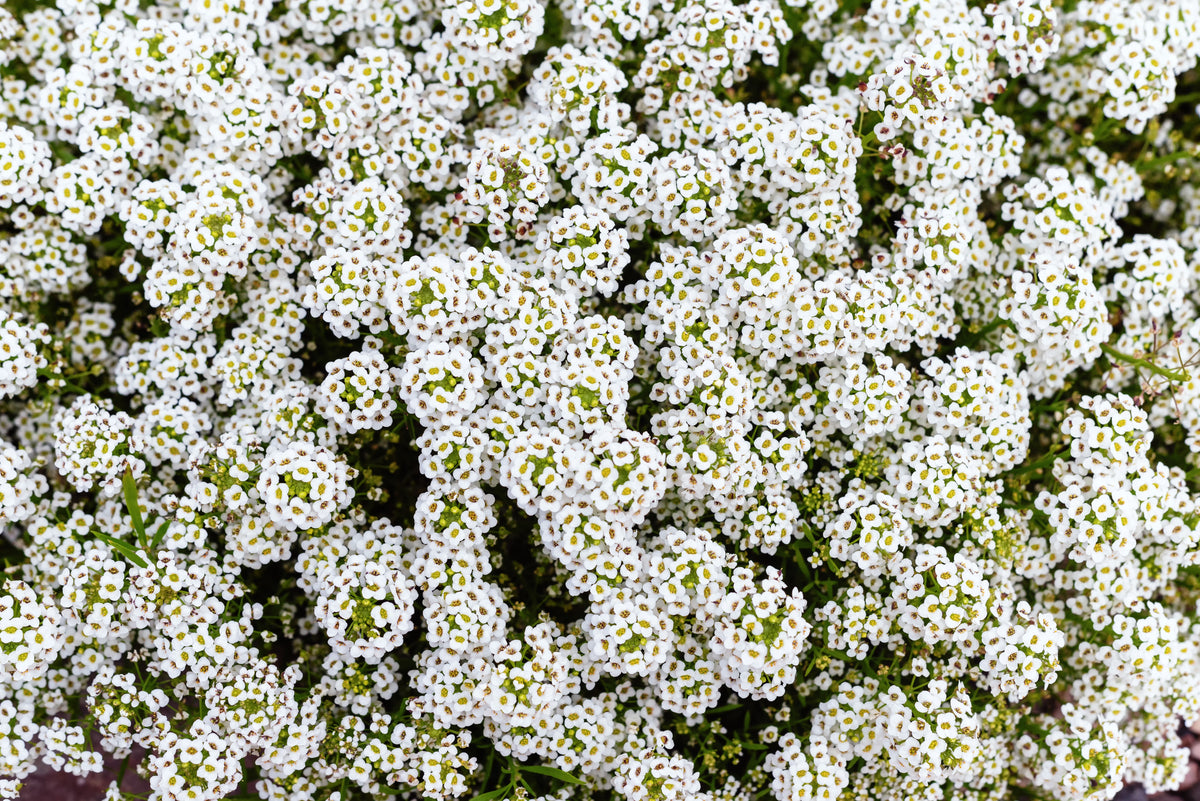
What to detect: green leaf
<box><xmin>741</xmin><ymin>742</ymin><xmax>769</xmax><ymax>751</ymax></box>
<box><xmin>707</xmin><ymin>703</ymin><xmax>742</xmax><ymax>715</ymax></box>
<box><xmin>518</xmin><ymin>765</ymin><xmax>585</xmax><ymax>786</ymax></box>
<box><xmin>469</xmin><ymin>787</ymin><xmax>512</xmax><ymax>801</ymax></box>
<box><xmin>93</xmin><ymin>531</ymin><xmax>149</xmax><ymax>569</ymax></box>
<box><xmin>149</xmin><ymin>519</ymin><xmax>171</xmax><ymax>552</ymax></box>
<box><xmin>122</xmin><ymin>468</ymin><xmax>147</xmax><ymax>548</ymax></box>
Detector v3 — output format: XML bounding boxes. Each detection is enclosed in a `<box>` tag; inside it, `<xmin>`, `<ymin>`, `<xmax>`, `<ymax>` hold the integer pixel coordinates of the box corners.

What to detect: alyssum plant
<box><xmin>3</xmin><ymin>0</ymin><xmax>1200</xmax><ymax>800</ymax></box>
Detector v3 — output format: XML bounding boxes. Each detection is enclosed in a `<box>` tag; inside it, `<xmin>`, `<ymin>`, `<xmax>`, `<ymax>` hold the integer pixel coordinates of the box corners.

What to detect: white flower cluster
<box><xmin>257</xmin><ymin>439</ymin><xmax>356</xmax><ymax>532</ymax></box>
<box><xmin>3</xmin><ymin>0</ymin><xmax>1200</xmax><ymax>800</ymax></box>
<box><xmin>297</xmin><ymin>518</ymin><xmax>418</xmax><ymax>662</ymax></box>
<box><xmin>0</xmin><ymin>581</ymin><xmax>63</xmax><ymax>684</ymax></box>
<box><xmin>0</xmin><ymin>315</ymin><xmax>50</xmax><ymax>400</ymax></box>
<box><xmin>317</xmin><ymin>346</ymin><xmax>401</xmax><ymax>434</ymax></box>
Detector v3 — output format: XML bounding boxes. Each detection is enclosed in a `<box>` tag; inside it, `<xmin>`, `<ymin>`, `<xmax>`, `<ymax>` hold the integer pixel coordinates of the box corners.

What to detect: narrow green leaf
<box><xmin>469</xmin><ymin>787</ymin><xmax>512</xmax><ymax>801</ymax></box>
<box><xmin>93</xmin><ymin>531</ymin><xmax>149</xmax><ymax>569</ymax></box>
<box><xmin>519</xmin><ymin>765</ymin><xmax>585</xmax><ymax>786</ymax></box>
<box><xmin>150</xmin><ymin>519</ymin><xmax>171</xmax><ymax>552</ymax></box>
<box><xmin>122</xmin><ymin>468</ymin><xmax>147</xmax><ymax>547</ymax></box>
<box><xmin>707</xmin><ymin>703</ymin><xmax>742</xmax><ymax>715</ymax></box>
<box><xmin>741</xmin><ymin>742</ymin><xmax>769</xmax><ymax>751</ymax></box>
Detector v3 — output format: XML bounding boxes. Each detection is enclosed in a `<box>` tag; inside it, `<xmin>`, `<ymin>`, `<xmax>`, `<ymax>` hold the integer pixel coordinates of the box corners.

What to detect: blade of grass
<box><xmin>122</xmin><ymin>468</ymin><xmax>147</xmax><ymax>551</ymax></box>
<box><xmin>93</xmin><ymin>531</ymin><xmax>149</xmax><ymax>569</ymax></box>
<box><xmin>150</xmin><ymin>519</ymin><xmax>171</xmax><ymax>552</ymax></box>
<box><xmin>518</xmin><ymin>765</ymin><xmax>584</xmax><ymax>786</ymax></box>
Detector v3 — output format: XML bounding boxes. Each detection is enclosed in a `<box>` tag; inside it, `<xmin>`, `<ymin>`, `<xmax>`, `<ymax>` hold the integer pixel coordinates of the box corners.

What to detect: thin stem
<box><xmin>116</xmin><ymin>753</ymin><xmax>131</xmax><ymax>790</ymax></box>
<box><xmin>1101</xmin><ymin>343</ymin><xmax>1191</xmax><ymax>383</ymax></box>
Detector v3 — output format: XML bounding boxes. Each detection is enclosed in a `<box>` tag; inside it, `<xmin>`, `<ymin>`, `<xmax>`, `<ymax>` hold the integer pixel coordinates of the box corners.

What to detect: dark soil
<box><xmin>17</xmin><ymin>744</ymin><xmax>150</xmax><ymax>801</ymax></box>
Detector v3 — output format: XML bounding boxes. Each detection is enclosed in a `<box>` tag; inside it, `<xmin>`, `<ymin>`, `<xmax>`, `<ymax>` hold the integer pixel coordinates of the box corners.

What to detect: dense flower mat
<box><xmin>2</xmin><ymin>0</ymin><xmax>1200</xmax><ymax>799</ymax></box>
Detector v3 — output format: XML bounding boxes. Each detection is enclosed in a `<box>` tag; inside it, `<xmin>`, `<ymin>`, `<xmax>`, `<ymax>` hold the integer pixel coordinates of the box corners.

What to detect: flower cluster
<box><xmin>4</xmin><ymin>1</ymin><xmax>1200</xmax><ymax>801</ymax></box>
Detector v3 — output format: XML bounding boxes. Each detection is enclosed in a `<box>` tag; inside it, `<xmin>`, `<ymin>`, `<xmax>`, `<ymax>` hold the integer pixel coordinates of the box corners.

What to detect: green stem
<box><xmin>1100</xmin><ymin>343</ymin><xmax>1191</xmax><ymax>383</ymax></box>
<box><xmin>116</xmin><ymin>753</ymin><xmax>131</xmax><ymax>789</ymax></box>
<box><xmin>1135</xmin><ymin>148</ymin><xmax>1193</xmax><ymax>172</ymax></box>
